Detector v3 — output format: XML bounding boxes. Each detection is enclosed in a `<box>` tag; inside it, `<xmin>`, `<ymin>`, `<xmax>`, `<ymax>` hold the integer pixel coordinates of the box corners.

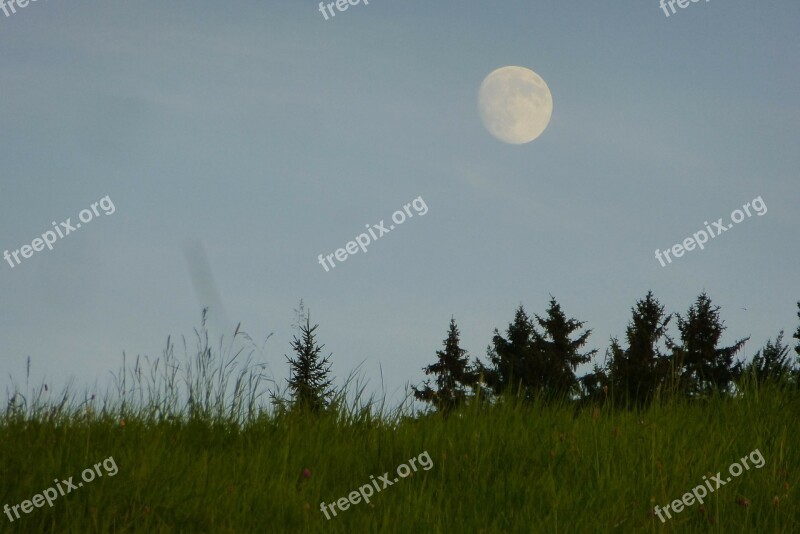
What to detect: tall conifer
<box><xmin>669</xmin><ymin>292</ymin><xmax>747</xmax><ymax>397</ymax></box>
<box><xmin>413</xmin><ymin>317</ymin><xmax>479</xmax><ymax>414</ymax></box>
<box><xmin>285</xmin><ymin>304</ymin><xmax>334</xmax><ymax>413</ymax></box>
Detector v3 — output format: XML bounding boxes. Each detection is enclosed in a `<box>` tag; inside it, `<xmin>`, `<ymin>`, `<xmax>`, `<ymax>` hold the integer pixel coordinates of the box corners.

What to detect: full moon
<box><xmin>478</xmin><ymin>66</ymin><xmax>553</xmax><ymax>144</ymax></box>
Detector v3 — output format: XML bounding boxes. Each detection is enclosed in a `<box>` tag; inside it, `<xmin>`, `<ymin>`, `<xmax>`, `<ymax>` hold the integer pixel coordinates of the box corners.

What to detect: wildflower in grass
<box><xmin>773</xmin><ymin>496</ymin><xmax>779</xmax><ymax>508</ymax></box>
<box><xmin>736</xmin><ymin>496</ymin><xmax>750</xmax><ymax>507</ymax></box>
<box><xmin>296</xmin><ymin>467</ymin><xmax>313</xmax><ymax>491</ymax></box>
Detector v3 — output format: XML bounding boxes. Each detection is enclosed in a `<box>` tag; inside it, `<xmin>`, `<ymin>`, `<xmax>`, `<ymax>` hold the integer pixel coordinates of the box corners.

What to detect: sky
<box><xmin>1</xmin><ymin>0</ymin><xmax>798</xmax><ymax>407</ymax></box>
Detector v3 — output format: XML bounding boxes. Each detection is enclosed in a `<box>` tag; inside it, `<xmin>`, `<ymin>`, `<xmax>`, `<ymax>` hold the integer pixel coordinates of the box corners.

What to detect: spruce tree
<box><xmin>285</xmin><ymin>306</ymin><xmax>334</xmax><ymax>413</ymax></box>
<box><xmin>604</xmin><ymin>338</ymin><xmax>626</xmax><ymax>403</ymax></box>
<box><xmin>577</xmin><ymin>361</ymin><xmax>610</xmax><ymax>406</ymax></box>
<box><xmin>413</xmin><ymin>317</ymin><xmax>479</xmax><ymax>415</ymax></box>
<box><xmin>530</xmin><ymin>297</ymin><xmax>596</xmax><ymax>400</ymax></box>
<box><xmin>669</xmin><ymin>292</ymin><xmax>748</xmax><ymax>397</ymax></box>
<box><xmin>481</xmin><ymin>299</ymin><xmax>596</xmax><ymax>402</ymax></box>
<box><xmin>743</xmin><ymin>332</ymin><xmax>793</xmax><ymax>385</ymax></box>
<box><xmin>793</xmin><ymin>302</ymin><xmax>800</xmax><ymax>359</ymax></box>
<box><xmin>480</xmin><ymin>305</ymin><xmax>537</xmax><ymax>401</ymax></box>
<box><xmin>606</xmin><ymin>291</ymin><xmax>672</xmax><ymax>408</ymax></box>
<box><xmin>792</xmin><ymin>302</ymin><xmax>800</xmax><ymax>385</ymax></box>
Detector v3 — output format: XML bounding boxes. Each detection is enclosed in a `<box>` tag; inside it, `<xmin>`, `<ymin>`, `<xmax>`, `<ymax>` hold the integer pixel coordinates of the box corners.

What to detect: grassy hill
<box><xmin>2</xmin><ymin>318</ymin><xmax>798</xmax><ymax>533</ymax></box>
<box><xmin>2</xmin><ymin>378</ymin><xmax>798</xmax><ymax>532</ymax></box>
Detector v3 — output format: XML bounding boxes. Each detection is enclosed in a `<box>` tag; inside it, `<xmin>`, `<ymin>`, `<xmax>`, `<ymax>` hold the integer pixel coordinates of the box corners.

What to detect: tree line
<box><xmin>276</xmin><ymin>293</ymin><xmax>800</xmax><ymax>415</ymax></box>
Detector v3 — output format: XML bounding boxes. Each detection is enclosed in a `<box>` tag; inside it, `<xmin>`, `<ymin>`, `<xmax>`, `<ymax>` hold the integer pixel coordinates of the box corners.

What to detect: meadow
<box><xmin>1</xmin><ymin>325</ymin><xmax>798</xmax><ymax>533</ymax></box>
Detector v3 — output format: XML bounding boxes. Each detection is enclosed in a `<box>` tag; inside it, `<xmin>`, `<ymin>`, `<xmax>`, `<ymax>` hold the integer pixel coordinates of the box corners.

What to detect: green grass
<box><xmin>2</xmin><ymin>326</ymin><xmax>798</xmax><ymax>532</ymax></box>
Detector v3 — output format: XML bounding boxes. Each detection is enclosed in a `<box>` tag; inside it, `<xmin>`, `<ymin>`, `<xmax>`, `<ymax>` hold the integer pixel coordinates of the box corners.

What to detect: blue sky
<box><xmin>1</xmin><ymin>0</ymin><xmax>798</xmax><ymax>405</ymax></box>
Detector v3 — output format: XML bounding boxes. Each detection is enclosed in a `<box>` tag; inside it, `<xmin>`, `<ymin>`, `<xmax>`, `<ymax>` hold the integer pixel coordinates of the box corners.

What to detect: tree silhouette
<box><xmin>413</xmin><ymin>317</ymin><xmax>480</xmax><ymax>415</ymax></box>
<box><xmin>606</xmin><ymin>291</ymin><xmax>672</xmax><ymax>408</ymax></box>
<box><xmin>482</xmin><ymin>299</ymin><xmax>595</xmax><ymax>402</ymax></box>
<box><xmin>793</xmin><ymin>302</ymin><xmax>800</xmax><ymax>360</ymax></box>
<box><xmin>791</xmin><ymin>302</ymin><xmax>800</xmax><ymax>386</ymax></box>
<box><xmin>480</xmin><ymin>305</ymin><xmax>537</xmax><ymax>401</ymax></box>
<box><xmin>577</xmin><ymin>360</ymin><xmax>611</xmax><ymax>406</ymax></box>
<box><xmin>284</xmin><ymin>305</ymin><xmax>334</xmax><ymax>413</ymax></box>
<box><xmin>743</xmin><ymin>332</ymin><xmax>794</xmax><ymax>385</ymax></box>
<box><xmin>530</xmin><ymin>297</ymin><xmax>596</xmax><ymax>400</ymax></box>
<box><xmin>668</xmin><ymin>292</ymin><xmax>748</xmax><ymax>397</ymax></box>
